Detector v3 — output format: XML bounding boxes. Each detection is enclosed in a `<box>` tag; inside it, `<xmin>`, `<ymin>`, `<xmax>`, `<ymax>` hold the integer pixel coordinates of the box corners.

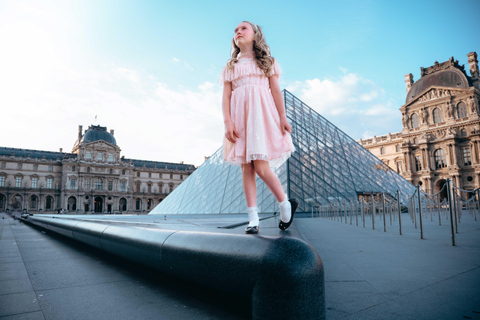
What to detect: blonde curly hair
<box><xmin>226</xmin><ymin>21</ymin><xmax>275</xmax><ymax>76</ymax></box>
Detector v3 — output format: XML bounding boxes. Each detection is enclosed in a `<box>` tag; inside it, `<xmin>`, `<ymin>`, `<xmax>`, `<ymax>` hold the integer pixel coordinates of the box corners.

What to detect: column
<box><xmin>473</xmin><ymin>141</ymin><xmax>479</xmax><ymax>164</ymax></box>
<box><xmin>453</xmin><ymin>144</ymin><xmax>459</xmax><ymax>166</ymax></box>
<box><xmin>403</xmin><ymin>152</ymin><xmax>410</xmax><ymax>171</ymax></box>
<box><xmin>426</xmin><ymin>177</ymin><xmax>432</xmax><ymax>194</ymax></box>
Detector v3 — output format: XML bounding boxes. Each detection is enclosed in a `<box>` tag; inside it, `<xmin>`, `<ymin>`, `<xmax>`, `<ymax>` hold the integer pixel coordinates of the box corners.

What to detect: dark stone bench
<box><xmin>23</xmin><ymin>215</ymin><xmax>325</xmax><ymax>320</ymax></box>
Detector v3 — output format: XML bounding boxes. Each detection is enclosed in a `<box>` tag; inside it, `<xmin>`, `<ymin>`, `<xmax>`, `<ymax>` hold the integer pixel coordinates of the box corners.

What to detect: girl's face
<box><xmin>234</xmin><ymin>22</ymin><xmax>255</xmax><ymax>48</ymax></box>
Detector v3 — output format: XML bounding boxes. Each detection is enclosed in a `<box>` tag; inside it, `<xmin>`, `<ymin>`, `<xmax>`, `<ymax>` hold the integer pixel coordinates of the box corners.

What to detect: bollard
<box><xmin>382</xmin><ymin>193</ymin><xmax>387</xmax><ymax>232</ymax></box>
<box><xmin>361</xmin><ymin>200</ymin><xmax>365</xmax><ymax>228</ymax></box>
<box><xmin>446</xmin><ymin>179</ymin><xmax>457</xmax><ymax>246</ymax></box>
<box><xmin>417</xmin><ymin>185</ymin><xmax>424</xmax><ymax>240</ymax></box>
<box><xmin>396</xmin><ymin>190</ymin><xmax>402</xmax><ymax>235</ymax></box>
<box><xmin>371</xmin><ymin>195</ymin><xmax>375</xmax><ymax>230</ymax></box>
<box><xmin>476</xmin><ymin>190</ymin><xmax>479</xmax><ymax>222</ymax></box>
<box><xmin>452</xmin><ymin>188</ymin><xmax>459</xmax><ymax>234</ymax></box>
<box><xmin>437</xmin><ymin>195</ymin><xmax>442</xmax><ymax>226</ymax></box>
<box><xmin>355</xmin><ymin>200</ymin><xmax>358</xmax><ymax>227</ymax></box>
<box><xmin>413</xmin><ymin>193</ymin><xmax>417</xmax><ymax>228</ymax></box>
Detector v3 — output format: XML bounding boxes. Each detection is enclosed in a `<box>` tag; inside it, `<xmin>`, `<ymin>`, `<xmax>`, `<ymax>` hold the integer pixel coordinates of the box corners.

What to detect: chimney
<box><xmin>404</xmin><ymin>73</ymin><xmax>414</xmax><ymax>92</ymax></box>
<box><xmin>78</xmin><ymin>125</ymin><xmax>83</xmax><ymax>140</ymax></box>
<box><xmin>467</xmin><ymin>52</ymin><xmax>479</xmax><ymax>80</ymax></box>
<box><xmin>110</xmin><ymin>129</ymin><xmax>114</xmax><ymax>135</ymax></box>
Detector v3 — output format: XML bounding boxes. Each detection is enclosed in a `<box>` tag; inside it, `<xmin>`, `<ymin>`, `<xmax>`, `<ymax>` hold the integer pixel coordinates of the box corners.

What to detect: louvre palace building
<box><xmin>359</xmin><ymin>52</ymin><xmax>480</xmax><ymax>196</ymax></box>
<box><xmin>0</xmin><ymin>125</ymin><xmax>195</xmax><ymax>214</ymax></box>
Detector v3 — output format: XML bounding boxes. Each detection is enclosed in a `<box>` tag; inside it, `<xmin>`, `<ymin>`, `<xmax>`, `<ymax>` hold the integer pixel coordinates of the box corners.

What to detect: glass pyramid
<box><xmin>149</xmin><ymin>90</ymin><xmax>415</xmax><ymax>215</ymax></box>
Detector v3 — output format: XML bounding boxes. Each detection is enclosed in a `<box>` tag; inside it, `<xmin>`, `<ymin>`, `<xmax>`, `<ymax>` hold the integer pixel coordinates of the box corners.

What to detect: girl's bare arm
<box><xmin>269</xmin><ymin>75</ymin><xmax>291</xmax><ymax>135</ymax></box>
<box><xmin>222</xmin><ymin>81</ymin><xmax>239</xmax><ymax>143</ymax></box>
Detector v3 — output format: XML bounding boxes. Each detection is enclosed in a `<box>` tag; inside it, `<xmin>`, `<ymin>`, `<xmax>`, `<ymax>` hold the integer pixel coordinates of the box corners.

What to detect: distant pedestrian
<box><xmin>220</xmin><ymin>21</ymin><xmax>298</xmax><ymax>234</ymax></box>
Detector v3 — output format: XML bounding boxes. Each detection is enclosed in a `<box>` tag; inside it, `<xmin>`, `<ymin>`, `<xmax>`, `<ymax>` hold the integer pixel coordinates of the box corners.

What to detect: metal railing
<box><xmin>313</xmin><ymin>179</ymin><xmax>479</xmax><ymax>246</ymax></box>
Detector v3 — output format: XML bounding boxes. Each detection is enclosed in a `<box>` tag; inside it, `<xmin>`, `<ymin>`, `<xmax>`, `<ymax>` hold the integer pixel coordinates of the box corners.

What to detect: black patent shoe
<box><xmin>279</xmin><ymin>199</ymin><xmax>299</xmax><ymax>231</ymax></box>
<box><xmin>245</xmin><ymin>225</ymin><xmax>259</xmax><ymax>234</ymax></box>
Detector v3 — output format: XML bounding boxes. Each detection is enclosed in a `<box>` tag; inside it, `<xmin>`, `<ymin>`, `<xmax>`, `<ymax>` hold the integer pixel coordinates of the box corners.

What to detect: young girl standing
<box><xmin>220</xmin><ymin>21</ymin><xmax>298</xmax><ymax>234</ymax></box>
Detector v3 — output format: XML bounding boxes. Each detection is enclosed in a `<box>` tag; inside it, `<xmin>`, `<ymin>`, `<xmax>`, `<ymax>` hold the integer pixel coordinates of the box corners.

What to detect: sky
<box><xmin>0</xmin><ymin>0</ymin><xmax>479</xmax><ymax>167</ymax></box>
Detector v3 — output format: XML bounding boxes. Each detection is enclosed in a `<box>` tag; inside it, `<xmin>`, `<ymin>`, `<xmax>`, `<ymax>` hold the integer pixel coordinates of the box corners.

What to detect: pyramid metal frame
<box><xmin>150</xmin><ymin>90</ymin><xmax>415</xmax><ymax>215</ymax></box>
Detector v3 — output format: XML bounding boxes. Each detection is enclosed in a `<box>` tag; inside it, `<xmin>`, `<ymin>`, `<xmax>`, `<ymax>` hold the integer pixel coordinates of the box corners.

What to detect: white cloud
<box><xmin>0</xmin><ymin>58</ymin><xmax>223</xmax><ymax>167</ymax></box>
<box><xmin>287</xmin><ymin>71</ymin><xmax>403</xmax><ymax>139</ymax></box>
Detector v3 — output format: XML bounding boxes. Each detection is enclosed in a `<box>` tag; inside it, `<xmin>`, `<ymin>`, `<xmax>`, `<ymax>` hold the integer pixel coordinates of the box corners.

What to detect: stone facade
<box><xmin>360</xmin><ymin>52</ymin><xmax>480</xmax><ymax>196</ymax></box>
<box><xmin>0</xmin><ymin>125</ymin><xmax>196</xmax><ymax>214</ymax></box>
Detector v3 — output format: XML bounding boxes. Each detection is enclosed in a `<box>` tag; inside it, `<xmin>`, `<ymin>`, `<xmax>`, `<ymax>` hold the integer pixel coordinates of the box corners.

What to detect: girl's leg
<box><xmin>242</xmin><ymin>162</ymin><xmax>259</xmax><ymax>227</ymax></box>
<box><xmin>241</xmin><ymin>162</ymin><xmax>257</xmax><ymax>207</ymax></box>
<box><xmin>252</xmin><ymin>160</ymin><xmax>291</xmax><ymax>223</ymax></box>
<box><xmin>252</xmin><ymin>160</ymin><xmax>286</xmax><ymax>202</ymax></box>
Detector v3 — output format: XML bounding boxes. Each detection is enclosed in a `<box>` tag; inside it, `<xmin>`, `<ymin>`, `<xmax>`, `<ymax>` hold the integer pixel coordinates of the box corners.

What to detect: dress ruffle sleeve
<box><xmin>268</xmin><ymin>58</ymin><xmax>282</xmax><ymax>78</ymax></box>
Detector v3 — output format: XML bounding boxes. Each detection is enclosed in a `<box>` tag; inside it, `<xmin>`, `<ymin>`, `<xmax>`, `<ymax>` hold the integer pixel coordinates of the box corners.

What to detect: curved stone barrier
<box><xmin>24</xmin><ymin>215</ymin><xmax>325</xmax><ymax>320</ymax></box>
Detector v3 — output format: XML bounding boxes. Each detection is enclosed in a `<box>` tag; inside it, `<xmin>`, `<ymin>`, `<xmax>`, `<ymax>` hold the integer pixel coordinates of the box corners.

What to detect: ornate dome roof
<box><xmin>406</xmin><ymin>57</ymin><xmax>470</xmax><ymax>104</ymax></box>
<box><xmin>81</xmin><ymin>125</ymin><xmax>117</xmax><ymax>146</ymax></box>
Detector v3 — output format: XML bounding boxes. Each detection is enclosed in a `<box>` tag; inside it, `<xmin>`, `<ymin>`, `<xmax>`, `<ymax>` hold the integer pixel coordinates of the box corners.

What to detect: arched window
<box><xmin>0</xmin><ymin>194</ymin><xmax>5</xmax><ymax>210</ymax></box>
<box><xmin>30</xmin><ymin>195</ymin><xmax>38</xmax><ymax>209</ymax></box>
<box><xmin>68</xmin><ymin>196</ymin><xmax>77</xmax><ymax>211</ymax></box>
<box><xmin>45</xmin><ymin>196</ymin><xmax>54</xmax><ymax>210</ymax></box>
<box><xmin>433</xmin><ymin>108</ymin><xmax>442</xmax><ymax>123</ymax></box>
<box><xmin>380</xmin><ymin>147</ymin><xmax>385</xmax><ymax>155</ymax></box>
<box><xmin>119</xmin><ymin>198</ymin><xmax>127</xmax><ymax>211</ymax></box>
<box><xmin>457</xmin><ymin>102</ymin><xmax>467</xmax><ymax>118</ymax></box>
<box><xmin>147</xmin><ymin>198</ymin><xmax>153</xmax><ymax>210</ymax></box>
<box><xmin>434</xmin><ymin>149</ymin><xmax>447</xmax><ymax>169</ymax></box>
<box><xmin>410</xmin><ymin>113</ymin><xmax>419</xmax><ymax>128</ymax></box>
<box><xmin>122</xmin><ymin>169</ymin><xmax>126</xmax><ymax>175</ymax></box>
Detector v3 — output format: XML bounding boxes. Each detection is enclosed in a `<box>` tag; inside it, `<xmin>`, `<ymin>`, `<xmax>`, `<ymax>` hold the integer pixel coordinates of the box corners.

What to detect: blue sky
<box><xmin>0</xmin><ymin>0</ymin><xmax>479</xmax><ymax>166</ymax></box>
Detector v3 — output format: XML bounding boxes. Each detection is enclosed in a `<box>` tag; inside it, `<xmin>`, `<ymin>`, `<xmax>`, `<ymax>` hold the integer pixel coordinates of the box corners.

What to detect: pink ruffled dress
<box><xmin>221</xmin><ymin>55</ymin><xmax>295</xmax><ymax>168</ymax></box>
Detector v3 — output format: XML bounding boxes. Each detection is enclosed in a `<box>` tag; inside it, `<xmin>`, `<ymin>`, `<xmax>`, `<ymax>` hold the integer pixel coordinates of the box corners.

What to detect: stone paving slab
<box><xmin>295</xmin><ymin>213</ymin><xmax>480</xmax><ymax>320</ymax></box>
<box><xmin>2</xmin><ymin>210</ymin><xmax>480</xmax><ymax>319</ymax></box>
<box><xmin>0</xmin><ymin>212</ymin><xmax>252</xmax><ymax>320</ymax></box>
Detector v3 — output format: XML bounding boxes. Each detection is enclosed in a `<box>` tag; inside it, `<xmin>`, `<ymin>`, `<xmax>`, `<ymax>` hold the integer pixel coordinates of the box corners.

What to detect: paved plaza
<box><xmin>1</xmin><ymin>210</ymin><xmax>479</xmax><ymax>319</ymax></box>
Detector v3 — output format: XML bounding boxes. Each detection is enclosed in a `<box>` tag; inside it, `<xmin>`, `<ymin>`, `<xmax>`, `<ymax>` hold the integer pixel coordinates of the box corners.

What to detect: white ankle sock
<box><xmin>247</xmin><ymin>206</ymin><xmax>259</xmax><ymax>227</ymax></box>
<box><xmin>279</xmin><ymin>197</ymin><xmax>291</xmax><ymax>222</ymax></box>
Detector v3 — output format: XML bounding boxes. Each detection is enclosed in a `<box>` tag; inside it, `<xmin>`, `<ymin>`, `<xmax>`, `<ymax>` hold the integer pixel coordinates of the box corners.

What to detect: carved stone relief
<box><xmin>468</xmin><ymin>96</ymin><xmax>478</xmax><ymax>114</ymax></box>
<box><xmin>421</xmin><ymin>108</ymin><xmax>429</xmax><ymax>124</ymax></box>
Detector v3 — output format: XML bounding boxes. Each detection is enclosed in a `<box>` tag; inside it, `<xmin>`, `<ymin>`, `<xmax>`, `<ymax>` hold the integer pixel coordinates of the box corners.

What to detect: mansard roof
<box><xmin>80</xmin><ymin>125</ymin><xmax>117</xmax><ymax>146</ymax></box>
<box><xmin>0</xmin><ymin>147</ymin><xmax>75</xmax><ymax>161</ymax></box>
<box><xmin>121</xmin><ymin>158</ymin><xmax>195</xmax><ymax>171</ymax></box>
<box><xmin>406</xmin><ymin>57</ymin><xmax>471</xmax><ymax>104</ymax></box>
<box><xmin>0</xmin><ymin>147</ymin><xmax>194</xmax><ymax>171</ymax></box>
